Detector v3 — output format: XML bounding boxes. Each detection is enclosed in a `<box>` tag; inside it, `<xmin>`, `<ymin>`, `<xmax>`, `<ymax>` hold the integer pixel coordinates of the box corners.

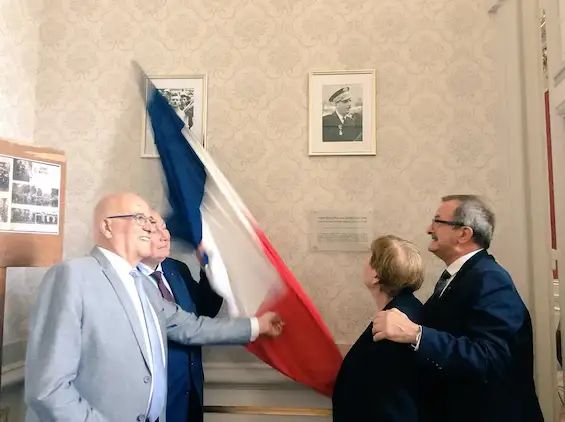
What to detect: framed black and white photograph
<box><xmin>0</xmin><ymin>161</ymin><xmax>10</xmax><ymax>191</ymax></box>
<box><xmin>13</xmin><ymin>158</ymin><xmax>31</xmax><ymax>182</ymax></box>
<box><xmin>0</xmin><ymin>198</ymin><xmax>8</xmax><ymax>223</ymax></box>
<box><xmin>308</xmin><ymin>69</ymin><xmax>376</xmax><ymax>156</ymax></box>
<box><xmin>141</xmin><ymin>74</ymin><xmax>207</xmax><ymax>158</ymax></box>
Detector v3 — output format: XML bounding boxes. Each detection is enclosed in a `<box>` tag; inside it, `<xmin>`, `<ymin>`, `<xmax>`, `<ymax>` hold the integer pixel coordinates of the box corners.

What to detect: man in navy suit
<box><xmin>139</xmin><ymin>210</ymin><xmax>224</xmax><ymax>422</ymax></box>
<box><xmin>372</xmin><ymin>194</ymin><xmax>543</xmax><ymax>422</ymax></box>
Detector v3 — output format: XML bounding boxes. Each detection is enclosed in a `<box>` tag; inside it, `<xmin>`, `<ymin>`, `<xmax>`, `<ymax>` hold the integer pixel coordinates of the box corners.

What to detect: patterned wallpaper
<box><xmin>2</xmin><ymin>0</ymin><xmax>513</xmax><ymax>348</ymax></box>
<box><xmin>0</xmin><ymin>0</ymin><xmax>39</xmax><ymax>142</ymax></box>
<box><xmin>0</xmin><ymin>0</ymin><xmax>43</xmax><ymax>352</ymax></box>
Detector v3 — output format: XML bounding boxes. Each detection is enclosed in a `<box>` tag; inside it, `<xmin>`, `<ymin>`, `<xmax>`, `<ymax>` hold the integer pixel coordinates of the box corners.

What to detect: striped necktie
<box><xmin>130</xmin><ymin>270</ymin><xmax>167</xmax><ymax>422</ymax></box>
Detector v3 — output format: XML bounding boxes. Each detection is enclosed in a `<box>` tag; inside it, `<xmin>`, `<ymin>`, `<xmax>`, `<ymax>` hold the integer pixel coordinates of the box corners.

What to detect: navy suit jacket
<box><xmin>322</xmin><ymin>112</ymin><xmax>362</xmax><ymax>142</ymax></box>
<box><xmin>332</xmin><ymin>289</ymin><xmax>424</xmax><ymax>422</ymax></box>
<box><xmin>418</xmin><ymin>250</ymin><xmax>543</xmax><ymax>422</ymax></box>
<box><xmin>161</xmin><ymin>258</ymin><xmax>223</xmax><ymax>422</ymax></box>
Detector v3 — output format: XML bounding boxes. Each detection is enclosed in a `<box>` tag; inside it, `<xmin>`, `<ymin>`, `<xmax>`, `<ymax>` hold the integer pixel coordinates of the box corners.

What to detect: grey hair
<box><xmin>441</xmin><ymin>194</ymin><xmax>495</xmax><ymax>249</ymax></box>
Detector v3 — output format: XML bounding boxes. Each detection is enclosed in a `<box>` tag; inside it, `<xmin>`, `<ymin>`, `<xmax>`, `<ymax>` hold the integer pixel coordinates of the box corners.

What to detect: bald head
<box><xmin>93</xmin><ymin>192</ymin><xmax>145</xmax><ymax>232</ymax></box>
<box><xmin>94</xmin><ymin>192</ymin><xmax>155</xmax><ymax>266</ymax></box>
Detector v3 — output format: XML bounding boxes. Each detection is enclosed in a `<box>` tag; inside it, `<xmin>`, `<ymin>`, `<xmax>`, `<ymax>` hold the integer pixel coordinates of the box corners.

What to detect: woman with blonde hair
<box><xmin>332</xmin><ymin>235</ymin><xmax>424</xmax><ymax>421</ymax></box>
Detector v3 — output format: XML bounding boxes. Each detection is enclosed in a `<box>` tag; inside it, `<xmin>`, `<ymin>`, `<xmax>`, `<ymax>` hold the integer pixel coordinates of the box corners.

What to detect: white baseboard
<box><xmin>1</xmin><ymin>361</ymin><xmax>25</xmax><ymax>390</ymax></box>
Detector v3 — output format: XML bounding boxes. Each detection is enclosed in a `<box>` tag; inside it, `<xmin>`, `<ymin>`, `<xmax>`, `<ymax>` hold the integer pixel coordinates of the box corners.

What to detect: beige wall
<box><xmin>0</xmin><ymin>1</ymin><xmax>41</xmax><ymax>418</ymax></box>
<box><xmin>0</xmin><ymin>0</ymin><xmax>42</xmax><ymax>357</ymax></box>
<box><xmin>3</xmin><ymin>0</ymin><xmax>522</xmax><ymax>349</ymax></box>
<box><xmin>1</xmin><ymin>0</ymin><xmax>536</xmax><ymax>419</ymax></box>
<box><xmin>0</xmin><ymin>0</ymin><xmax>39</xmax><ymax>142</ymax></box>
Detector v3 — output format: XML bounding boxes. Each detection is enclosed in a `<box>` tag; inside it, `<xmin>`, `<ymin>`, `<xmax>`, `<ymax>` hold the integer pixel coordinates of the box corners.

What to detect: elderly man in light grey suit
<box><xmin>24</xmin><ymin>192</ymin><xmax>283</xmax><ymax>422</ymax></box>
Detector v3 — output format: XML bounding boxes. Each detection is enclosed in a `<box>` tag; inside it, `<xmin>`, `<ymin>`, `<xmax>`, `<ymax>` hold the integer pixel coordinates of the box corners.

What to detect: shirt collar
<box><xmin>446</xmin><ymin>249</ymin><xmax>483</xmax><ymax>277</ymax></box>
<box><xmin>96</xmin><ymin>246</ymin><xmax>136</xmax><ymax>277</ymax></box>
<box><xmin>336</xmin><ymin>110</ymin><xmax>347</xmax><ymax>121</ymax></box>
<box><xmin>137</xmin><ymin>261</ymin><xmax>162</xmax><ymax>277</ymax></box>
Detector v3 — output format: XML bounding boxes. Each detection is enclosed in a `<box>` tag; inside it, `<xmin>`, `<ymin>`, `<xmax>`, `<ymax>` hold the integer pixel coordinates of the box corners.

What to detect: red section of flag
<box><xmin>245</xmin><ymin>228</ymin><xmax>343</xmax><ymax>398</ymax></box>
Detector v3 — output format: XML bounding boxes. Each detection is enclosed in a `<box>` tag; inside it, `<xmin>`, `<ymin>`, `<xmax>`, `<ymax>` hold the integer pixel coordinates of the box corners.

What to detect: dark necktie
<box><xmin>150</xmin><ymin>271</ymin><xmax>175</xmax><ymax>303</ymax></box>
<box><xmin>433</xmin><ymin>270</ymin><xmax>451</xmax><ymax>297</ymax></box>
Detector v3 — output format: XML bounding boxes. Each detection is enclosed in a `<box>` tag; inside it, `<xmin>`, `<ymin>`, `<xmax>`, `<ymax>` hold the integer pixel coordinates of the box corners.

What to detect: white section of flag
<box><xmin>182</xmin><ymin>128</ymin><xmax>286</xmax><ymax>317</ymax></box>
<box><xmin>200</xmin><ymin>220</ymin><xmax>239</xmax><ymax>316</ymax></box>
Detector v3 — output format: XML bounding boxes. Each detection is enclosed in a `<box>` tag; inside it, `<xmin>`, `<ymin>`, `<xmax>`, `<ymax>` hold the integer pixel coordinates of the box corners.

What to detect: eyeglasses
<box><xmin>432</xmin><ymin>218</ymin><xmax>464</xmax><ymax>227</ymax></box>
<box><xmin>107</xmin><ymin>213</ymin><xmax>157</xmax><ymax>227</ymax></box>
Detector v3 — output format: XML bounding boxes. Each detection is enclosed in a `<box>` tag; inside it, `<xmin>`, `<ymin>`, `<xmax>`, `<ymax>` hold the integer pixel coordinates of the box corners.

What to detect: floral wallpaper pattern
<box><xmin>1</xmin><ymin>0</ymin><xmax>518</xmax><ymax>348</ymax></box>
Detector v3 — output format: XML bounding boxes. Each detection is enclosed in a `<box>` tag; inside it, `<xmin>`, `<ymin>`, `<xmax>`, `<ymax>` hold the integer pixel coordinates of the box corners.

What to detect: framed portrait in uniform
<box><xmin>141</xmin><ymin>74</ymin><xmax>207</xmax><ymax>158</ymax></box>
<box><xmin>308</xmin><ymin>69</ymin><xmax>376</xmax><ymax>156</ymax></box>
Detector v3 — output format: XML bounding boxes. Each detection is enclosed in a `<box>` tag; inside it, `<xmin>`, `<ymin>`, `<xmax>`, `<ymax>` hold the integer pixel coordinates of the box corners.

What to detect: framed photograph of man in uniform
<box><xmin>308</xmin><ymin>69</ymin><xmax>376</xmax><ymax>156</ymax></box>
<box><xmin>141</xmin><ymin>74</ymin><xmax>207</xmax><ymax>158</ymax></box>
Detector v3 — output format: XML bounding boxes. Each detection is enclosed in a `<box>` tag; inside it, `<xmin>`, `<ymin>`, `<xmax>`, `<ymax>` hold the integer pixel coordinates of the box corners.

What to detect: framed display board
<box><xmin>0</xmin><ymin>137</ymin><xmax>66</xmax><ymax>387</ymax></box>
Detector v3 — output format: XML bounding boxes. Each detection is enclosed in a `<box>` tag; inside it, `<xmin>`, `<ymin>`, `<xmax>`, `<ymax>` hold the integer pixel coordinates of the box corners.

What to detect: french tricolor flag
<box><xmin>140</xmin><ymin>67</ymin><xmax>343</xmax><ymax>397</ymax></box>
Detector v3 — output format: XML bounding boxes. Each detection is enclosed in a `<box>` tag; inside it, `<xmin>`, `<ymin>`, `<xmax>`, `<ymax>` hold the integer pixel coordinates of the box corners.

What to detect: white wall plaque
<box><xmin>310</xmin><ymin>210</ymin><xmax>373</xmax><ymax>252</ymax></box>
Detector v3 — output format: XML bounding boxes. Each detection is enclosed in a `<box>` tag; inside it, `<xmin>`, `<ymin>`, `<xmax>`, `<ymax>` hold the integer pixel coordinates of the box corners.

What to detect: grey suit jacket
<box><xmin>24</xmin><ymin>247</ymin><xmax>252</xmax><ymax>422</ymax></box>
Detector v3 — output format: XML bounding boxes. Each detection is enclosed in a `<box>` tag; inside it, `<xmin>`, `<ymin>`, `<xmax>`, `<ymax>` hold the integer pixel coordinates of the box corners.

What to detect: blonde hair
<box><xmin>369</xmin><ymin>235</ymin><xmax>424</xmax><ymax>296</ymax></box>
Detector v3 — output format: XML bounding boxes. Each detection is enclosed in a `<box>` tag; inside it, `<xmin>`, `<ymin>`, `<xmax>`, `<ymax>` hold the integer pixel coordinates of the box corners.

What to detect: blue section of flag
<box><xmin>146</xmin><ymin>85</ymin><xmax>206</xmax><ymax>248</ymax></box>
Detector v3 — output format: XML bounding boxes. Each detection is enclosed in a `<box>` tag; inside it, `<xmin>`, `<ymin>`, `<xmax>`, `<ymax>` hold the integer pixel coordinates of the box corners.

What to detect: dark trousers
<box><xmin>188</xmin><ymin>389</ymin><xmax>203</xmax><ymax>422</ymax></box>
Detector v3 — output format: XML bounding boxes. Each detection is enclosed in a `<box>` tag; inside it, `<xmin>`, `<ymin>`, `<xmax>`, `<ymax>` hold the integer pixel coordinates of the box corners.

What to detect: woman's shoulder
<box><xmin>392</xmin><ymin>290</ymin><xmax>424</xmax><ymax>323</ymax></box>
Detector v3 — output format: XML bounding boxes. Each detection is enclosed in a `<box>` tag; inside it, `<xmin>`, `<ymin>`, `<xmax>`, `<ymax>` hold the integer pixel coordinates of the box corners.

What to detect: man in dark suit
<box><xmin>138</xmin><ymin>210</ymin><xmax>224</xmax><ymax>422</ymax></box>
<box><xmin>372</xmin><ymin>194</ymin><xmax>544</xmax><ymax>422</ymax></box>
<box><xmin>322</xmin><ymin>87</ymin><xmax>362</xmax><ymax>142</ymax></box>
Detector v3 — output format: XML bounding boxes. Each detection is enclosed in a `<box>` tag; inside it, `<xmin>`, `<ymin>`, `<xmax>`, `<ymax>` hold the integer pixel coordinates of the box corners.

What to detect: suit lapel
<box><xmin>438</xmin><ymin>250</ymin><xmax>491</xmax><ymax>301</ymax></box>
<box><xmin>90</xmin><ymin>247</ymin><xmax>151</xmax><ymax>369</ymax></box>
<box><xmin>162</xmin><ymin>258</ymin><xmax>196</xmax><ymax>314</ymax></box>
<box><xmin>161</xmin><ymin>259</ymin><xmax>180</xmax><ymax>298</ymax></box>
